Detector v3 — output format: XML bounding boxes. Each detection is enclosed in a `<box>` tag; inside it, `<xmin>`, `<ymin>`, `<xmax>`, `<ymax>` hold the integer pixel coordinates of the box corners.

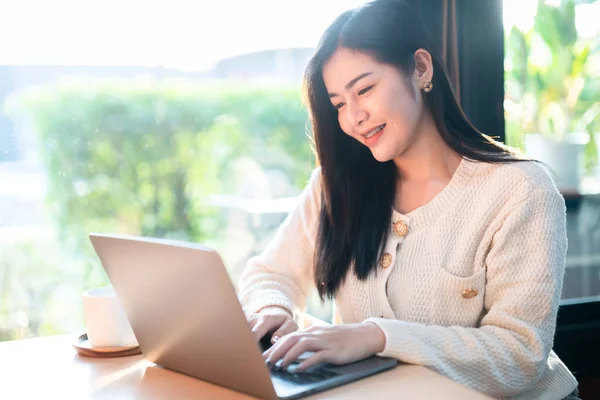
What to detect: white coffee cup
<box><xmin>82</xmin><ymin>286</ymin><xmax>138</xmax><ymax>348</ymax></box>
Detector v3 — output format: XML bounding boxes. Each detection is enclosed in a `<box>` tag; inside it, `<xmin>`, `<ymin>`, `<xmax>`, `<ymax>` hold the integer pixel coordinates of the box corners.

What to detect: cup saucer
<box><xmin>72</xmin><ymin>333</ymin><xmax>142</xmax><ymax>358</ymax></box>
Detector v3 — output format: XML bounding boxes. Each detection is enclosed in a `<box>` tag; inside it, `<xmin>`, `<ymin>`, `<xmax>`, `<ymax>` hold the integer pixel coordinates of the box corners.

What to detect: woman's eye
<box><xmin>334</xmin><ymin>102</ymin><xmax>345</xmax><ymax>110</ymax></box>
<box><xmin>358</xmin><ymin>85</ymin><xmax>373</xmax><ymax>96</ymax></box>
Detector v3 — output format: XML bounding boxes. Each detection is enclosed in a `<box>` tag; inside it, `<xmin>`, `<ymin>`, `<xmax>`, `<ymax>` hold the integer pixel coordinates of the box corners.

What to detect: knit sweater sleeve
<box><xmin>237</xmin><ymin>168</ymin><xmax>322</xmax><ymax>319</ymax></box>
<box><xmin>364</xmin><ymin>188</ymin><xmax>568</xmax><ymax>397</ymax></box>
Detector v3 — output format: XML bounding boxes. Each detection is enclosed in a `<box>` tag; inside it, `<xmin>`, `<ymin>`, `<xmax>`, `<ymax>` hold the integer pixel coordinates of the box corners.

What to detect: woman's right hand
<box><xmin>248</xmin><ymin>306</ymin><xmax>299</xmax><ymax>344</ymax></box>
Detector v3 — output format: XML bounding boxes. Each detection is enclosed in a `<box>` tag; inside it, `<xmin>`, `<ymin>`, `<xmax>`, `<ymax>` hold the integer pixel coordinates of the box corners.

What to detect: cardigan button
<box><xmin>462</xmin><ymin>288</ymin><xmax>479</xmax><ymax>299</ymax></box>
<box><xmin>380</xmin><ymin>253</ymin><xmax>393</xmax><ymax>268</ymax></box>
<box><xmin>393</xmin><ymin>220</ymin><xmax>408</xmax><ymax>237</ymax></box>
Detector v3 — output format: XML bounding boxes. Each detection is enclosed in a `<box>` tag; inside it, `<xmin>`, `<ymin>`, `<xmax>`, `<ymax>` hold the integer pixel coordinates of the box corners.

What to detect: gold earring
<box><xmin>423</xmin><ymin>81</ymin><xmax>433</xmax><ymax>93</ymax></box>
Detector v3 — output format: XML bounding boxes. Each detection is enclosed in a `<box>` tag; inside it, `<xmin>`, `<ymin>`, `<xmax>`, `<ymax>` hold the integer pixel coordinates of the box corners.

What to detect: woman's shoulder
<box><xmin>473</xmin><ymin>158</ymin><xmax>559</xmax><ymax>196</ymax></box>
<box><xmin>465</xmin><ymin>158</ymin><xmax>565</xmax><ymax>217</ymax></box>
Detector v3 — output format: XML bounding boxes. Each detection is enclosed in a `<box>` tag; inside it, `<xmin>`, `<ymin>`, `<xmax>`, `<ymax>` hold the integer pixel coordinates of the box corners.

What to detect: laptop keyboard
<box><xmin>270</xmin><ymin>363</ymin><xmax>340</xmax><ymax>385</ymax></box>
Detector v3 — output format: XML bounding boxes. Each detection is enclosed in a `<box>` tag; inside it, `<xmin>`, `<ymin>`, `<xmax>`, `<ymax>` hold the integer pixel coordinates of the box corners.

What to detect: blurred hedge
<box><xmin>5</xmin><ymin>77</ymin><xmax>314</xmax><ymax>256</ymax></box>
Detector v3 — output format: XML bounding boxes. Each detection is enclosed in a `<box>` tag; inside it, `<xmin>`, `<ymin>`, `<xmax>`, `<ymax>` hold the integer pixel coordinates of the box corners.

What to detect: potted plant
<box><xmin>504</xmin><ymin>0</ymin><xmax>600</xmax><ymax>191</ymax></box>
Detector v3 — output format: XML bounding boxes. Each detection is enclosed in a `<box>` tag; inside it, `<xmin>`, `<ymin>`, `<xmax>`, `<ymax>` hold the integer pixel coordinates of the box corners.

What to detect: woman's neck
<box><xmin>393</xmin><ymin>115</ymin><xmax>462</xmax><ymax>184</ymax></box>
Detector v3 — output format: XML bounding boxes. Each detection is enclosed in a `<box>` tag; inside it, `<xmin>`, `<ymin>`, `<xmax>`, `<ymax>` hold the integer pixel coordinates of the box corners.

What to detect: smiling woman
<box><xmin>238</xmin><ymin>0</ymin><xmax>580</xmax><ymax>399</ymax></box>
<box><xmin>303</xmin><ymin>0</ymin><xmax>523</xmax><ymax>302</ymax></box>
<box><xmin>324</xmin><ymin>50</ymin><xmax>425</xmax><ymax>158</ymax></box>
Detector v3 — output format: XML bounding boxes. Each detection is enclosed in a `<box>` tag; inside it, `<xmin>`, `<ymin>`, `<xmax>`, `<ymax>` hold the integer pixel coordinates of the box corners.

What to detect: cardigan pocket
<box><xmin>430</xmin><ymin>267</ymin><xmax>486</xmax><ymax>327</ymax></box>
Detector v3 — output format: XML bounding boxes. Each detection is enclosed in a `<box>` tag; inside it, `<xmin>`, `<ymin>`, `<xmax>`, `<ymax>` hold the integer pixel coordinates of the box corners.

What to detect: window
<box><xmin>504</xmin><ymin>0</ymin><xmax>600</xmax><ymax>301</ymax></box>
<box><xmin>0</xmin><ymin>0</ymin><xmax>369</xmax><ymax>341</ymax></box>
<box><xmin>2</xmin><ymin>0</ymin><xmax>598</xmax><ymax>343</ymax></box>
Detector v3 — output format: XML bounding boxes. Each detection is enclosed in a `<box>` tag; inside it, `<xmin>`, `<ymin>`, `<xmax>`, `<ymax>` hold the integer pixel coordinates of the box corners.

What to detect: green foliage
<box><xmin>1</xmin><ymin>78</ymin><xmax>316</xmax><ymax>340</ymax></box>
<box><xmin>504</xmin><ymin>0</ymin><xmax>600</xmax><ymax>148</ymax></box>
<box><xmin>0</xmin><ymin>231</ymin><xmax>89</xmax><ymax>341</ymax></box>
<box><xmin>536</xmin><ymin>0</ymin><xmax>577</xmax><ymax>48</ymax></box>
<box><xmin>4</xmin><ymin>77</ymin><xmax>314</xmax><ymax>276</ymax></box>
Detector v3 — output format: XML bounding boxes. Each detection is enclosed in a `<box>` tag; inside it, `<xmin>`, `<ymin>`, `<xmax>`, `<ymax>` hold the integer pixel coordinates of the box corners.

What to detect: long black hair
<box><xmin>303</xmin><ymin>0</ymin><xmax>524</xmax><ymax>300</ymax></box>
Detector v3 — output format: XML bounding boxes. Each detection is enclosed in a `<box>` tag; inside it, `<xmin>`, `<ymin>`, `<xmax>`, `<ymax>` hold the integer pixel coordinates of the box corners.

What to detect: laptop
<box><xmin>89</xmin><ymin>233</ymin><xmax>398</xmax><ymax>400</ymax></box>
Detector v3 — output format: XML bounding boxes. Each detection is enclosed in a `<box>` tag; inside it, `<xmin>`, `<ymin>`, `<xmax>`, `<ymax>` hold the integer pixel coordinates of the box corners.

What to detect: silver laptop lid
<box><xmin>89</xmin><ymin>233</ymin><xmax>278</xmax><ymax>400</ymax></box>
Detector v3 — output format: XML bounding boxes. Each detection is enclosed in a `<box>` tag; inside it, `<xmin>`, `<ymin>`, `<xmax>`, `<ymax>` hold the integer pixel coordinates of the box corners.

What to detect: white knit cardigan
<box><xmin>238</xmin><ymin>158</ymin><xmax>579</xmax><ymax>399</ymax></box>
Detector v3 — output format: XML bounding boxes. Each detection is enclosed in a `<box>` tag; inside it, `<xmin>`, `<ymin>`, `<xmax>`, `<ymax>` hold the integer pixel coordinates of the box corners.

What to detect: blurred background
<box><xmin>0</xmin><ymin>0</ymin><xmax>598</xmax><ymax>346</ymax></box>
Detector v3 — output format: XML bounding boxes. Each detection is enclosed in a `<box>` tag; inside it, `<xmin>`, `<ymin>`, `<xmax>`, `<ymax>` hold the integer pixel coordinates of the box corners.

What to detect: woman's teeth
<box><xmin>365</xmin><ymin>125</ymin><xmax>384</xmax><ymax>139</ymax></box>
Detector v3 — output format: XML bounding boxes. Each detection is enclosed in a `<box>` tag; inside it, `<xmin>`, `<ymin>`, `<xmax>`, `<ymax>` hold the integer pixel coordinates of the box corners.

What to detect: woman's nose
<box><xmin>346</xmin><ymin>102</ymin><xmax>367</xmax><ymax>128</ymax></box>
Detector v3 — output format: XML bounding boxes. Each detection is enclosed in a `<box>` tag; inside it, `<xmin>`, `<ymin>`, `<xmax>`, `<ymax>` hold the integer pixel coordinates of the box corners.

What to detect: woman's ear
<box><xmin>413</xmin><ymin>49</ymin><xmax>434</xmax><ymax>88</ymax></box>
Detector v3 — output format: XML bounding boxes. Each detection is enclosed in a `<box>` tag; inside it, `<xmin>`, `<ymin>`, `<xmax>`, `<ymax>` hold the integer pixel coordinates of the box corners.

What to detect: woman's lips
<box><xmin>364</xmin><ymin>125</ymin><xmax>385</xmax><ymax>148</ymax></box>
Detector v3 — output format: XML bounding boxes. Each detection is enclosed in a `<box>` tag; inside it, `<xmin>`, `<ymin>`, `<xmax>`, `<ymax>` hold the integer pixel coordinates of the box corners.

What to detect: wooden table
<box><xmin>0</xmin><ymin>334</ymin><xmax>491</xmax><ymax>399</ymax></box>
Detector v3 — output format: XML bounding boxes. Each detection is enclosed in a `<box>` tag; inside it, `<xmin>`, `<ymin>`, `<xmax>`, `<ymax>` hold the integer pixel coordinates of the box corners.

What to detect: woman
<box><xmin>238</xmin><ymin>1</ymin><xmax>579</xmax><ymax>398</ymax></box>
